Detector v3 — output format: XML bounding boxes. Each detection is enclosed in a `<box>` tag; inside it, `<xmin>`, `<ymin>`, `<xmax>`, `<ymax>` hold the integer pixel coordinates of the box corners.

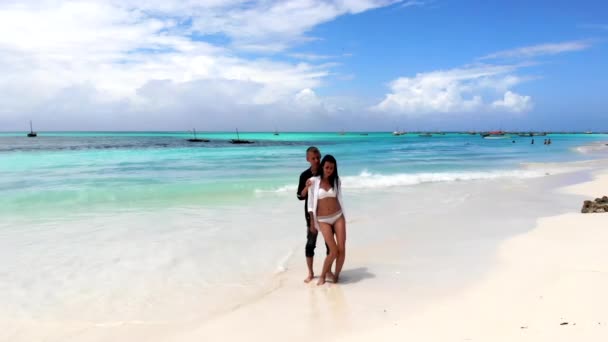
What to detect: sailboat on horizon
<box><xmin>27</xmin><ymin>121</ymin><xmax>37</xmax><ymax>137</ymax></box>
<box><xmin>230</xmin><ymin>128</ymin><xmax>254</xmax><ymax>144</ymax></box>
<box><xmin>187</xmin><ymin>128</ymin><xmax>210</xmax><ymax>142</ymax></box>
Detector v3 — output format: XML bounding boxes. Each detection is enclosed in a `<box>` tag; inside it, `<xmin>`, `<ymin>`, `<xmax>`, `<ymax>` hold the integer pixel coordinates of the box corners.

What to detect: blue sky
<box><xmin>0</xmin><ymin>0</ymin><xmax>606</xmax><ymax>131</ymax></box>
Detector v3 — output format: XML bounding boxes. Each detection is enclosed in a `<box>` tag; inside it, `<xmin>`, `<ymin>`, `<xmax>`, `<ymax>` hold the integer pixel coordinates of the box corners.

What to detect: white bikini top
<box><xmin>318</xmin><ymin>187</ymin><xmax>336</xmax><ymax>200</ymax></box>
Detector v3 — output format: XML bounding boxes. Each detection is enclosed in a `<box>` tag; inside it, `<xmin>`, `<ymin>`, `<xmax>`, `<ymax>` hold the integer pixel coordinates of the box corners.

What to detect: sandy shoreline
<box><xmin>338</xmin><ymin>170</ymin><xmax>608</xmax><ymax>342</ymax></box>
<box><xmin>185</xmin><ymin>163</ymin><xmax>608</xmax><ymax>342</ymax></box>
<box><xmin>3</xmin><ymin>158</ymin><xmax>608</xmax><ymax>341</ymax></box>
<box><xmin>161</xmin><ymin>163</ymin><xmax>607</xmax><ymax>341</ymax></box>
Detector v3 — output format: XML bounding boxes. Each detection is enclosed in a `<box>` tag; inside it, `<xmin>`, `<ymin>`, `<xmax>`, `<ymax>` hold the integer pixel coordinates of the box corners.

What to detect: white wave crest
<box><xmin>255</xmin><ymin>185</ymin><xmax>296</xmax><ymax>194</ymax></box>
<box><xmin>259</xmin><ymin>169</ymin><xmax>559</xmax><ymax>193</ymax></box>
<box><xmin>341</xmin><ymin>169</ymin><xmax>551</xmax><ymax>189</ymax></box>
<box><xmin>574</xmin><ymin>142</ymin><xmax>608</xmax><ymax>154</ymax></box>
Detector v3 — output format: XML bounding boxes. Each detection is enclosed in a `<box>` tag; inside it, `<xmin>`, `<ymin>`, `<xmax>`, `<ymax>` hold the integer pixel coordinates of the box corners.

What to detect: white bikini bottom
<box><xmin>317</xmin><ymin>210</ymin><xmax>343</xmax><ymax>225</ymax></box>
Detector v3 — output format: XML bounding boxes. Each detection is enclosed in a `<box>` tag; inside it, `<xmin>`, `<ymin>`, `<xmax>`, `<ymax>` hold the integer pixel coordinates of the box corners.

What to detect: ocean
<box><xmin>0</xmin><ymin>131</ymin><xmax>606</xmax><ymax>324</ymax></box>
<box><xmin>1</xmin><ymin>131</ymin><xmax>604</xmax><ymax>216</ymax></box>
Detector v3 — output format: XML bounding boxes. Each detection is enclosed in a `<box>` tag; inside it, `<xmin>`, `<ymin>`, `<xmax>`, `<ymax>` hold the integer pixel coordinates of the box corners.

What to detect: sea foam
<box><xmin>259</xmin><ymin>169</ymin><xmax>558</xmax><ymax>193</ymax></box>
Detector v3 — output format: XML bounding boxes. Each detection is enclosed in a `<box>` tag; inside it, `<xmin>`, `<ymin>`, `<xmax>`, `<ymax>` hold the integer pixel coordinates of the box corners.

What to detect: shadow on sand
<box><xmin>337</xmin><ymin>267</ymin><xmax>375</xmax><ymax>284</ymax></box>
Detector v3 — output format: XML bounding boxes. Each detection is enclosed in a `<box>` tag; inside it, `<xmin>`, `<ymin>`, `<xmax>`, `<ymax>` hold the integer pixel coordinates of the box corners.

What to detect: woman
<box><xmin>307</xmin><ymin>155</ymin><xmax>346</xmax><ymax>285</ymax></box>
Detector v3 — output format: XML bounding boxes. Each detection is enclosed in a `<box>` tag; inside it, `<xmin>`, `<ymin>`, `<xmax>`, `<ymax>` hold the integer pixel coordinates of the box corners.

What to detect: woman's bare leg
<box><xmin>333</xmin><ymin>216</ymin><xmax>346</xmax><ymax>283</ymax></box>
<box><xmin>317</xmin><ymin>222</ymin><xmax>338</xmax><ymax>286</ymax></box>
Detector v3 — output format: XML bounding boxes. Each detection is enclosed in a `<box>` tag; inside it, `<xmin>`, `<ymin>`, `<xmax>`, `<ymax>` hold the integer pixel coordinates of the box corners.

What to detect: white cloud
<box><xmin>294</xmin><ymin>88</ymin><xmax>323</xmax><ymax>107</ymax></box>
<box><xmin>0</xmin><ymin>1</ymin><xmax>594</xmax><ymax>130</ymax></box>
<box><xmin>373</xmin><ymin>38</ymin><xmax>594</xmax><ymax>117</ymax></box>
<box><xmin>293</xmin><ymin>88</ymin><xmax>350</xmax><ymax>115</ymax></box>
<box><xmin>0</xmin><ymin>1</ymin><xmax>403</xmax><ymax>130</ymax></box>
<box><xmin>479</xmin><ymin>40</ymin><xmax>592</xmax><ymax>60</ymax></box>
<box><xmin>371</xmin><ymin>64</ymin><xmax>533</xmax><ymax>115</ymax></box>
<box><xmin>492</xmin><ymin>91</ymin><xmax>533</xmax><ymax>113</ymax></box>
<box><xmin>0</xmin><ymin>0</ymin><xmax>402</xmax><ymax>53</ymax></box>
<box><xmin>130</xmin><ymin>0</ymin><xmax>401</xmax><ymax>52</ymax></box>
<box><xmin>287</xmin><ymin>52</ymin><xmax>354</xmax><ymax>61</ymax></box>
<box><xmin>289</xmin><ymin>53</ymin><xmax>335</xmax><ymax>61</ymax></box>
<box><xmin>188</xmin><ymin>2</ymin><xmax>327</xmax><ymax>51</ymax></box>
<box><xmin>401</xmin><ymin>1</ymin><xmax>429</xmax><ymax>8</ymax></box>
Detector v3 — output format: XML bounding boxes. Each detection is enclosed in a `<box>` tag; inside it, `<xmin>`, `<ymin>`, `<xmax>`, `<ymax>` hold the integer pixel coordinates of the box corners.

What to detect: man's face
<box><xmin>307</xmin><ymin>152</ymin><xmax>321</xmax><ymax>167</ymax></box>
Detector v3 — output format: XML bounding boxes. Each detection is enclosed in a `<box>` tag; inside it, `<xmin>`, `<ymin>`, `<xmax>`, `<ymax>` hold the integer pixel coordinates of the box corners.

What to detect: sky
<box><xmin>0</xmin><ymin>0</ymin><xmax>607</xmax><ymax>132</ymax></box>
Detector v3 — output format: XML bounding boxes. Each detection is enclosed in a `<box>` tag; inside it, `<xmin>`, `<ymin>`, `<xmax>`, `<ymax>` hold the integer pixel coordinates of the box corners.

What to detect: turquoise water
<box><xmin>1</xmin><ymin>131</ymin><xmax>607</xmax><ymax>326</ymax></box>
<box><xmin>1</xmin><ymin>131</ymin><xmax>606</xmax><ymax>218</ymax></box>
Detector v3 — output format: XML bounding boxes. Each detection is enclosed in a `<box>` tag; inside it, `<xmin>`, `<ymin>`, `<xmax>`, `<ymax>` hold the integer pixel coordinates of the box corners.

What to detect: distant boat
<box><xmin>584</xmin><ymin>131</ymin><xmax>593</xmax><ymax>134</ymax></box>
<box><xmin>418</xmin><ymin>133</ymin><xmax>433</xmax><ymax>137</ymax></box>
<box><xmin>338</xmin><ymin>129</ymin><xmax>346</xmax><ymax>136</ymax></box>
<box><xmin>187</xmin><ymin>128</ymin><xmax>210</xmax><ymax>142</ymax></box>
<box><xmin>481</xmin><ymin>130</ymin><xmax>508</xmax><ymax>139</ymax></box>
<box><xmin>273</xmin><ymin>128</ymin><xmax>279</xmax><ymax>136</ymax></box>
<box><xmin>27</xmin><ymin>120</ymin><xmax>37</xmax><ymax>137</ymax></box>
<box><xmin>359</xmin><ymin>133</ymin><xmax>369</xmax><ymax>136</ymax></box>
<box><xmin>230</xmin><ymin>128</ymin><xmax>254</xmax><ymax>144</ymax></box>
<box><xmin>392</xmin><ymin>130</ymin><xmax>406</xmax><ymax>136</ymax></box>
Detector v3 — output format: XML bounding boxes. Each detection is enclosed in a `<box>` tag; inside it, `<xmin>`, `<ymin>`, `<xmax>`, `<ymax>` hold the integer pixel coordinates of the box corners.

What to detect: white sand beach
<box><xmin>338</xmin><ymin>172</ymin><xmax>608</xmax><ymax>342</ymax></box>
<box><xmin>3</xmin><ymin>159</ymin><xmax>608</xmax><ymax>342</ymax></box>
<box><xmin>170</xmin><ymin>166</ymin><xmax>608</xmax><ymax>342</ymax></box>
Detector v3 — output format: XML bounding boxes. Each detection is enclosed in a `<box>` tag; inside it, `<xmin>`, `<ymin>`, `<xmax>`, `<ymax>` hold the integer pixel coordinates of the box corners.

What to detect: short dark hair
<box><xmin>306</xmin><ymin>146</ymin><xmax>320</xmax><ymax>155</ymax></box>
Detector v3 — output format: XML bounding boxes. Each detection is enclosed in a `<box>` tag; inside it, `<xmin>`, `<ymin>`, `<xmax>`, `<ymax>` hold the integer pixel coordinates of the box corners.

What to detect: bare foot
<box><xmin>304</xmin><ymin>273</ymin><xmax>314</xmax><ymax>283</ymax></box>
<box><xmin>334</xmin><ymin>273</ymin><xmax>340</xmax><ymax>284</ymax></box>
<box><xmin>317</xmin><ymin>276</ymin><xmax>326</xmax><ymax>286</ymax></box>
<box><xmin>326</xmin><ymin>271</ymin><xmax>336</xmax><ymax>283</ymax></box>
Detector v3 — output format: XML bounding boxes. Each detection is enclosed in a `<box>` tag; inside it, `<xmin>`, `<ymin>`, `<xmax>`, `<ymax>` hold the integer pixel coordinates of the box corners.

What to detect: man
<box><xmin>297</xmin><ymin>146</ymin><xmax>332</xmax><ymax>283</ymax></box>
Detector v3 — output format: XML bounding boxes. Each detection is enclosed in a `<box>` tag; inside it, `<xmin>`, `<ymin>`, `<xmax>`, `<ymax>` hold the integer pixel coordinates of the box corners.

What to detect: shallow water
<box><xmin>0</xmin><ymin>132</ymin><xmax>606</xmax><ymax>328</ymax></box>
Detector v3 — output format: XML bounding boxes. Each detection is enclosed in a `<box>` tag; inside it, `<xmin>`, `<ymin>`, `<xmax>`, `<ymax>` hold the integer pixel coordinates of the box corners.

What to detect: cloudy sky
<box><xmin>1</xmin><ymin>0</ymin><xmax>607</xmax><ymax>131</ymax></box>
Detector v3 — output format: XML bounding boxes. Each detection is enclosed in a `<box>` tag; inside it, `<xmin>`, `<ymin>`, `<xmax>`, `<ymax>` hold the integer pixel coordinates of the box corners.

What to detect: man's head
<box><xmin>306</xmin><ymin>146</ymin><xmax>321</xmax><ymax>169</ymax></box>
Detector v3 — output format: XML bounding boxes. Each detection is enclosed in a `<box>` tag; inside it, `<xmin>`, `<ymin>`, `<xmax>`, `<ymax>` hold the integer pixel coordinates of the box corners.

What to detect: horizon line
<box><xmin>1</xmin><ymin>130</ymin><xmax>606</xmax><ymax>134</ymax></box>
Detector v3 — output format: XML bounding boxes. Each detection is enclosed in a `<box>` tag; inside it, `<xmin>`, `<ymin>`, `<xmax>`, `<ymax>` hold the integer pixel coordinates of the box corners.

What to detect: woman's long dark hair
<box><xmin>319</xmin><ymin>154</ymin><xmax>340</xmax><ymax>191</ymax></box>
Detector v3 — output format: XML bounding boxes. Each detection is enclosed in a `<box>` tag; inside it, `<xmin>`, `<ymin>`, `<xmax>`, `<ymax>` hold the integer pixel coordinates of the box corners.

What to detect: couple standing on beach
<box><xmin>297</xmin><ymin>147</ymin><xmax>347</xmax><ymax>285</ymax></box>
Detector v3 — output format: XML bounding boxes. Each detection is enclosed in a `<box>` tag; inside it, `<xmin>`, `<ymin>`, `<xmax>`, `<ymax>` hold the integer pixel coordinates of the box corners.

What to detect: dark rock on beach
<box><xmin>581</xmin><ymin>197</ymin><xmax>608</xmax><ymax>213</ymax></box>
